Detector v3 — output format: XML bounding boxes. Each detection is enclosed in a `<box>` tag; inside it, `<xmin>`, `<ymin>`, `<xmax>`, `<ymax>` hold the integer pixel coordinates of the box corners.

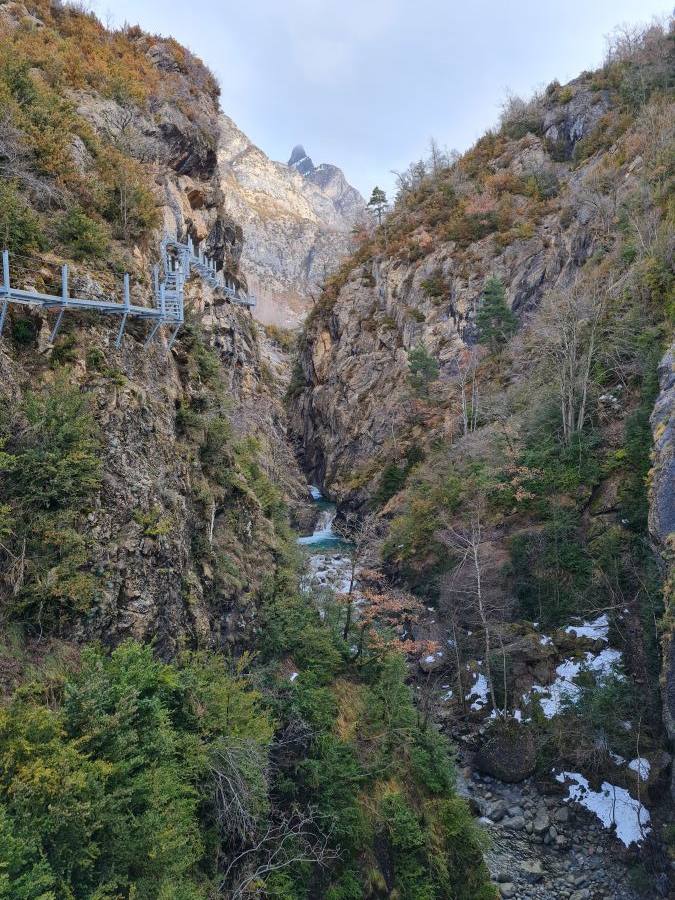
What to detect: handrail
<box><xmin>0</xmin><ymin>232</ymin><xmax>257</xmax><ymax>354</ymax></box>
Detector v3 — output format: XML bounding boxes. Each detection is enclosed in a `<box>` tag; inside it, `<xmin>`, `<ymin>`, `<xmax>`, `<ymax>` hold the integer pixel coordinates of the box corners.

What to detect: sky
<box><xmin>91</xmin><ymin>0</ymin><xmax>670</xmax><ymax>198</ymax></box>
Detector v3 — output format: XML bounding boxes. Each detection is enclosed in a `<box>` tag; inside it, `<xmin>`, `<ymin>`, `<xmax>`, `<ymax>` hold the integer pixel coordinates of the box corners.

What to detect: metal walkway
<box><xmin>0</xmin><ymin>234</ymin><xmax>256</xmax><ymax>352</ymax></box>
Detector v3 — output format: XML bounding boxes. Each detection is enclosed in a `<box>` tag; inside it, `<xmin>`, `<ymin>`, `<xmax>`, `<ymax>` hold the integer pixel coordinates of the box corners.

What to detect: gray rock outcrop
<box><xmin>650</xmin><ymin>343</ymin><xmax>675</xmax><ymax>797</ymax></box>
<box><xmin>218</xmin><ymin>117</ymin><xmax>365</xmax><ymax>326</ymax></box>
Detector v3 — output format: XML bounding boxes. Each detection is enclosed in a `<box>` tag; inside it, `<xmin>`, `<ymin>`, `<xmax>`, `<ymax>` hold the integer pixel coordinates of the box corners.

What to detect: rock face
<box><xmin>650</xmin><ymin>343</ymin><xmax>675</xmax><ymax>797</ymax></box>
<box><xmin>0</xmin><ymin>297</ymin><xmax>303</xmax><ymax>657</ymax></box>
<box><xmin>289</xmin><ymin>75</ymin><xmax>669</xmax><ymax>507</ymax></box>
<box><xmin>289</xmin><ymin>129</ymin><xmax>622</xmax><ymax>499</ymax></box>
<box><xmin>0</xmin><ymin>15</ymin><xmax>306</xmax><ymax>656</ymax></box>
<box><xmin>218</xmin><ymin>118</ymin><xmax>365</xmax><ymax>327</ymax></box>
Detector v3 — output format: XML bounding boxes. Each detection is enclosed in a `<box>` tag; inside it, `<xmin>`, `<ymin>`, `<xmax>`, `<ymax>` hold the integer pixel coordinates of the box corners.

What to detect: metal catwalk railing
<box><xmin>160</xmin><ymin>236</ymin><xmax>256</xmax><ymax>310</ymax></box>
<box><xmin>0</xmin><ymin>233</ymin><xmax>256</xmax><ymax>352</ymax></box>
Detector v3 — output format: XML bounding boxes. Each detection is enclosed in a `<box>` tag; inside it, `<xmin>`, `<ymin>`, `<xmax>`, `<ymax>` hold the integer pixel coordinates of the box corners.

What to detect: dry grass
<box><xmin>332</xmin><ymin>677</ymin><xmax>365</xmax><ymax>743</ymax></box>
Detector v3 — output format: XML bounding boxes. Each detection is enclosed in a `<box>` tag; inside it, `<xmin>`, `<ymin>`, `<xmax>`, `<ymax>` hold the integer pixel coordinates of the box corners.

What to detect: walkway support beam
<box><xmin>0</xmin><ymin>249</ymin><xmax>10</xmax><ymax>338</ymax></box>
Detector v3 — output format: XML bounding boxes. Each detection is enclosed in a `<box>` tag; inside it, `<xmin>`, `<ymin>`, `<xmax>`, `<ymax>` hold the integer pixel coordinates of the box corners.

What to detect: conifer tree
<box><xmin>407</xmin><ymin>343</ymin><xmax>439</xmax><ymax>397</ymax></box>
<box><xmin>476</xmin><ymin>276</ymin><xmax>517</xmax><ymax>352</ymax></box>
<box><xmin>367</xmin><ymin>186</ymin><xmax>388</xmax><ymax>225</ymax></box>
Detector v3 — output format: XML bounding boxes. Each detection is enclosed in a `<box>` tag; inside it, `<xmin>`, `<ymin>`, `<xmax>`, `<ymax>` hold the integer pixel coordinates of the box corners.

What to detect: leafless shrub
<box><xmin>604</xmin><ymin>18</ymin><xmax>672</xmax><ymax>67</ymax></box>
<box><xmin>222</xmin><ymin>808</ymin><xmax>339</xmax><ymax>899</ymax></box>
<box><xmin>0</xmin><ymin>114</ymin><xmax>65</xmax><ymax>209</ymax></box>
<box><xmin>438</xmin><ymin>497</ymin><xmax>510</xmax><ymax>714</ymax></box>
<box><xmin>528</xmin><ymin>278</ymin><xmax>605</xmax><ymax>445</ymax></box>
<box><xmin>499</xmin><ymin>89</ymin><xmax>545</xmax><ymax>138</ymax></box>
<box><xmin>210</xmin><ymin>738</ymin><xmax>270</xmax><ymax>844</ymax></box>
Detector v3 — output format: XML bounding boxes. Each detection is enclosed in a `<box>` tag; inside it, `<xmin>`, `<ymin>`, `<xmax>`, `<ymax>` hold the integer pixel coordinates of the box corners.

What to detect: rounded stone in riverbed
<box><xmin>475</xmin><ymin>719</ymin><xmax>537</xmax><ymax>782</ymax></box>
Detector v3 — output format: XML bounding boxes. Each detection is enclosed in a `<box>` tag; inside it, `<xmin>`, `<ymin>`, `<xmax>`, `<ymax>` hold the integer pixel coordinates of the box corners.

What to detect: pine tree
<box><xmin>475</xmin><ymin>276</ymin><xmax>517</xmax><ymax>352</ymax></box>
<box><xmin>407</xmin><ymin>343</ymin><xmax>439</xmax><ymax>397</ymax></box>
<box><xmin>367</xmin><ymin>186</ymin><xmax>388</xmax><ymax>225</ymax></box>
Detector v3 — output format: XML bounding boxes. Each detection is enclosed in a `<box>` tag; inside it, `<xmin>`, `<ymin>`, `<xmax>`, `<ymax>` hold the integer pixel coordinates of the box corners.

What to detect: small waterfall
<box><xmin>298</xmin><ymin>505</ymin><xmax>338</xmax><ymax>545</ymax></box>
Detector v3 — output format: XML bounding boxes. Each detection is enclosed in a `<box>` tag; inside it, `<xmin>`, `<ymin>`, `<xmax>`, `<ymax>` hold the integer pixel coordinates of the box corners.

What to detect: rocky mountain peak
<box><xmin>219</xmin><ymin>123</ymin><xmax>365</xmax><ymax>326</ymax></box>
<box><xmin>288</xmin><ymin>144</ymin><xmax>315</xmax><ymax>175</ymax></box>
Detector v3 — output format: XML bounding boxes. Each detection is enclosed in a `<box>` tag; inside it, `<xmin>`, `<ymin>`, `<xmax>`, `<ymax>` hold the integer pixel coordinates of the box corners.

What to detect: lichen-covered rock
<box><xmin>475</xmin><ymin>720</ymin><xmax>537</xmax><ymax>783</ymax></box>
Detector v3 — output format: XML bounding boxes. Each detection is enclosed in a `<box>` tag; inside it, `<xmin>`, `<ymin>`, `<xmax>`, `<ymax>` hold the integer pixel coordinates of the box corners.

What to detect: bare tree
<box><xmin>455</xmin><ymin>347</ymin><xmax>480</xmax><ymax>436</ymax></box>
<box><xmin>340</xmin><ymin>512</ymin><xmax>381</xmax><ymax>639</ymax></box>
<box><xmin>427</xmin><ymin>137</ymin><xmax>450</xmax><ymax>176</ymax></box>
<box><xmin>210</xmin><ymin>738</ymin><xmax>269</xmax><ymax>845</ymax></box>
<box><xmin>530</xmin><ymin>279</ymin><xmax>605</xmax><ymax>445</ymax></box>
<box><xmin>438</xmin><ymin>498</ymin><xmax>510</xmax><ymax>715</ymax></box>
<box><xmin>499</xmin><ymin>88</ymin><xmax>544</xmax><ymax>136</ymax></box>
<box><xmin>222</xmin><ymin>808</ymin><xmax>339</xmax><ymax>899</ymax></box>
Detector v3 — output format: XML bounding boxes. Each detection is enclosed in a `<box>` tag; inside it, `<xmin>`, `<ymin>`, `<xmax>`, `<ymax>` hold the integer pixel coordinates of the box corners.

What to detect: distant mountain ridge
<box><xmin>218</xmin><ymin>122</ymin><xmax>365</xmax><ymax>326</ymax></box>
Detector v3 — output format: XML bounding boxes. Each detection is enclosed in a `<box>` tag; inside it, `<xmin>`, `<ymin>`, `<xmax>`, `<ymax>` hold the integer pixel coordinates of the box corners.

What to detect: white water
<box><xmin>297</xmin><ymin>486</ymin><xmax>355</xmax><ymax>595</ymax></box>
<box><xmin>297</xmin><ymin>506</ymin><xmax>340</xmax><ymax>546</ymax></box>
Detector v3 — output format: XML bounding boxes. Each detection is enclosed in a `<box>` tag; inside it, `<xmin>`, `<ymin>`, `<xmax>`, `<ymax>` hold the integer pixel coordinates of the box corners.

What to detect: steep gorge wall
<box><xmin>290</xmin><ymin>83</ymin><xmax>628</xmax><ymax>500</ymax></box>
<box><xmin>0</xmin><ymin>3</ymin><xmax>306</xmax><ymax>656</ymax></box>
<box><xmin>288</xmin><ymin>34</ymin><xmax>675</xmax><ymax>817</ymax></box>
<box><xmin>651</xmin><ymin>342</ymin><xmax>675</xmax><ymax>794</ymax></box>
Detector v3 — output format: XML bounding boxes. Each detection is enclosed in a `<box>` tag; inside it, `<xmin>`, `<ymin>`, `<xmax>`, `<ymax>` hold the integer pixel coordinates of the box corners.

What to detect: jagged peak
<box><xmin>288</xmin><ymin>144</ymin><xmax>308</xmax><ymax>166</ymax></box>
<box><xmin>288</xmin><ymin>144</ymin><xmax>315</xmax><ymax>176</ymax></box>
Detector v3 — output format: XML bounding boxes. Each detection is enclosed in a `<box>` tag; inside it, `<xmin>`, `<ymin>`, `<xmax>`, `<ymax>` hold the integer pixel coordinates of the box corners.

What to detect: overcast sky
<box><xmin>94</xmin><ymin>0</ymin><xmax>670</xmax><ymax>198</ymax></box>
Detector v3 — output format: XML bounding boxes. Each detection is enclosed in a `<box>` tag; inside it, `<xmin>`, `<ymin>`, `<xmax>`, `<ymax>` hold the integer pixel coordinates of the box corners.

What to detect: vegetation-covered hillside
<box><xmin>0</xmin><ymin>4</ymin><xmax>496</xmax><ymax>898</ymax></box>
<box><xmin>290</xmin><ymin>17</ymin><xmax>674</xmax><ymax>890</ymax></box>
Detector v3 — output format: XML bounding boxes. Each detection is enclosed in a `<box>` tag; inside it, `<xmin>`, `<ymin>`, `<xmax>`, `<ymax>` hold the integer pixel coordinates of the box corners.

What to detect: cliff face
<box><xmin>290</xmin><ymin>73</ymin><xmax>672</xmax><ymax>503</ymax></box>
<box><xmin>650</xmin><ymin>344</ymin><xmax>675</xmax><ymax>794</ymax></box>
<box><xmin>218</xmin><ymin>118</ymin><xmax>364</xmax><ymax>326</ymax></box>
<box><xmin>0</xmin><ymin>2</ymin><xmax>306</xmax><ymax>655</ymax></box>
<box><xmin>289</xmin><ymin>23</ymin><xmax>674</xmax><ymax>813</ymax></box>
<box><xmin>288</xmin><ymin>32</ymin><xmax>675</xmax><ymax>857</ymax></box>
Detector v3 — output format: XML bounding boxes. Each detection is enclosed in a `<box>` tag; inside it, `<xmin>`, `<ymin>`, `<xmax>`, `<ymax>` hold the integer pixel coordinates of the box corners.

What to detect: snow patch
<box><xmin>555</xmin><ymin>771</ymin><xmax>650</xmax><ymax>846</ymax></box>
<box><xmin>628</xmin><ymin>757</ymin><xmax>650</xmax><ymax>781</ymax></box>
<box><xmin>531</xmin><ymin>649</ymin><xmax>622</xmax><ymax>719</ymax></box>
<box><xmin>564</xmin><ymin>614</ymin><xmax>609</xmax><ymax>642</ymax></box>
<box><xmin>466</xmin><ymin>673</ymin><xmax>489</xmax><ymax>711</ymax></box>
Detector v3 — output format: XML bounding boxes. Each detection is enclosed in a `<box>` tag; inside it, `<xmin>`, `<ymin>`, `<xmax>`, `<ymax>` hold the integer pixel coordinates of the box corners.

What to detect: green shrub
<box><xmin>374</xmin><ymin>446</ymin><xmax>425</xmax><ymax>506</ymax></box>
<box><xmin>375</xmin><ymin>462</ymin><xmax>408</xmax><ymax>504</ymax></box>
<box><xmin>57</xmin><ymin>208</ymin><xmax>108</xmax><ymax>260</ymax></box>
<box><xmin>85</xmin><ymin>347</ymin><xmax>106</xmax><ymax>371</ymax></box>
<box><xmin>420</xmin><ymin>270</ymin><xmax>447</xmax><ymax>301</ymax></box>
<box><xmin>200</xmin><ymin>415</ymin><xmax>233</xmax><ymax>475</ymax></box>
<box><xmin>523</xmin><ymin>167</ymin><xmax>560</xmax><ymax>200</ymax></box>
<box><xmin>384</xmin><ymin>463</ymin><xmax>463</xmax><ymax>596</ymax></box>
<box><xmin>101</xmin><ymin>150</ymin><xmax>160</xmax><ymax>242</ymax></box>
<box><xmin>50</xmin><ymin>332</ymin><xmax>78</xmax><ymax>365</ymax></box>
<box><xmin>0</xmin><ymin>375</ymin><xmax>101</xmax><ymax>627</ymax></box>
<box><xmin>11</xmin><ymin>317</ymin><xmax>36</xmax><ymax>347</ymax></box>
<box><xmin>476</xmin><ymin>275</ymin><xmax>517</xmax><ymax>352</ymax></box>
<box><xmin>0</xmin><ymin>180</ymin><xmax>45</xmax><ymax>254</ymax></box>
<box><xmin>176</xmin><ymin>401</ymin><xmax>204</xmax><ymax>435</ymax></box>
<box><xmin>509</xmin><ymin>507</ymin><xmax>592</xmax><ymax>624</ymax></box>
<box><xmin>133</xmin><ymin>505</ymin><xmax>173</xmax><ymax>536</ymax></box>
<box><xmin>0</xmin><ymin>642</ymin><xmax>272</xmax><ymax>899</ymax></box>
<box><xmin>285</xmin><ymin>359</ymin><xmax>307</xmax><ymax>401</ymax></box>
